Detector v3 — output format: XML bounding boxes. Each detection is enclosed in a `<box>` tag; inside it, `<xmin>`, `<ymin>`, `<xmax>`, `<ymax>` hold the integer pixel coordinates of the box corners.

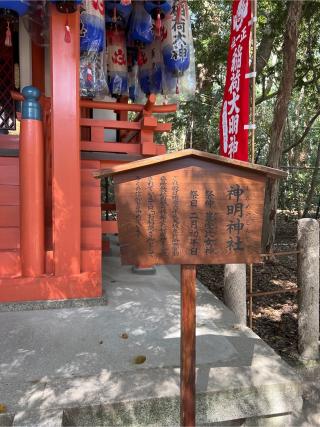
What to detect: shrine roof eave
<box><xmin>94</xmin><ymin>149</ymin><xmax>287</xmax><ymax>180</ymax></box>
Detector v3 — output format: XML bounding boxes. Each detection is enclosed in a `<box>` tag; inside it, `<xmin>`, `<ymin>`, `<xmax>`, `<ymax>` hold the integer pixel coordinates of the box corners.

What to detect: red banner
<box><xmin>220</xmin><ymin>0</ymin><xmax>251</xmax><ymax>161</ymax></box>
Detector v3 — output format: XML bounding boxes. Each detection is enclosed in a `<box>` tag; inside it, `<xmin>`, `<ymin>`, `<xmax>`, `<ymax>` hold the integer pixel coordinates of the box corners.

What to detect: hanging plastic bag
<box><xmin>105</xmin><ymin>0</ymin><xmax>132</xmax><ymax>30</ymax></box>
<box><xmin>144</xmin><ymin>1</ymin><xmax>172</xmax><ymax>38</ymax></box>
<box><xmin>161</xmin><ymin>67</ymin><xmax>178</xmax><ymax>97</ymax></box>
<box><xmin>80</xmin><ymin>51</ymin><xmax>108</xmax><ymax>98</ymax></box>
<box><xmin>161</xmin><ymin>0</ymin><xmax>191</xmax><ymax>76</ymax></box>
<box><xmin>80</xmin><ymin>0</ymin><xmax>108</xmax><ymax>98</ymax></box>
<box><xmin>144</xmin><ymin>1</ymin><xmax>172</xmax><ymax>19</ymax></box>
<box><xmin>161</xmin><ymin>0</ymin><xmax>196</xmax><ymax>101</ymax></box>
<box><xmin>80</xmin><ymin>0</ymin><xmax>105</xmax><ymax>53</ymax></box>
<box><xmin>176</xmin><ymin>40</ymin><xmax>196</xmax><ymax>100</ymax></box>
<box><xmin>127</xmin><ymin>45</ymin><xmax>139</xmax><ymax>102</ymax></box>
<box><xmin>22</xmin><ymin>1</ymin><xmax>50</xmax><ymax>47</ymax></box>
<box><xmin>128</xmin><ymin>1</ymin><xmax>154</xmax><ymax>45</ymax></box>
<box><xmin>0</xmin><ymin>1</ymin><xmax>30</xmax><ymax>16</ymax></box>
<box><xmin>106</xmin><ymin>29</ymin><xmax>128</xmax><ymax>97</ymax></box>
<box><xmin>162</xmin><ymin>37</ymin><xmax>196</xmax><ymax>101</ymax></box>
<box><xmin>138</xmin><ymin>39</ymin><xmax>163</xmax><ymax>95</ymax></box>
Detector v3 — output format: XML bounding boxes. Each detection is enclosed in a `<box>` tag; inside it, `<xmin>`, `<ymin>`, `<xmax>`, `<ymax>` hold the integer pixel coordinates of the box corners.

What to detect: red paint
<box><xmin>32</xmin><ymin>42</ymin><xmax>45</xmax><ymax>93</ymax></box>
<box><xmin>102</xmin><ymin>239</ymin><xmax>111</xmax><ymax>255</ymax></box>
<box><xmin>50</xmin><ymin>5</ymin><xmax>81</xmax><ymax>275</ymax></box>
<box><xmin>0</xmin><ymin>19</ymin><xmax>176</xmax><ymax>302</ymax></box>
<box><xmin>0</xmin><ymin>251</ymin><xmax>21</xmax><ymax>278</ymax></box>
<box><xmin>20</xmin><ymin>119</ymin><xmax>45</xmax><ymax>277</ymax></box>
<box><xmin>0</xmin><ymin>272</ymin><xmax>101</xmax><ymax>303</ymax></box>
<box><xmin>80</xmin><ymin>98</ymin><xmax>177</xmax><ymax>114</ymax></box>
<box><xmin>0</xmin><ymin>206</ymin><xmax>19</xmax><ymax>227</ymax></box>
<box><xmin>0</xmin><ymin>135</ymin><xmax>19</xmax><ymax>150</ymax></box>
<box><xmin>81</xmin><ymin>141</ymin><xmax>142</xmax><ymax>154</ymax></box>
<box><xmin>220</xmin><ymin>0</ymin><xmax>251</xmax><ymax>161</ymax></box>
<box><xmin>0</xmin><ymin>228</ymin><xmax>19</xmax><ymax>250</ymax></box>
<box><xmin>102</xmin><ymin>221</ymin><xmax>118</xmax><ymax>234</ymax></box>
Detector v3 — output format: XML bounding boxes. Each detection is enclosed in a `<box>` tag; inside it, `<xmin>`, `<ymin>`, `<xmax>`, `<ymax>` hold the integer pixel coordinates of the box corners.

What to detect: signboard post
<box><xmin>180</xmin><ymin>264</ymin><xmax>196</xmax><ymax>426</ymax></box>
<box><xmin>95</xmin><ymin>149</ymin><xmax>286</xmax><ymax>426</ymax></box>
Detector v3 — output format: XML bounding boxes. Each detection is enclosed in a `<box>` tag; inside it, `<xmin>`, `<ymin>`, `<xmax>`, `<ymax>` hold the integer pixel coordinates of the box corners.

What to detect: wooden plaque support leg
<box><xmin>181</xmin><ymin>264</ymin><xmax>196</xmax><ymax>427</ymax></box>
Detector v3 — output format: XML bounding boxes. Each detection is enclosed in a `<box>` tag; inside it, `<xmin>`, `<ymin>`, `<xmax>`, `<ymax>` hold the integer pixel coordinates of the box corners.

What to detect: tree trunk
<box><xmin>256</xmin><ymin>27</ymin><xmax>275</xmax><ymax>77</ymax></box>
<box><xmin>303</xmin><ymin>143</ymin><xmax>320</xmax><ymax>218</ymax></box>
<box><xmin>262</xmin><ymin>1</ymin><xmax>304</xmax><ymax>252</ymax></box>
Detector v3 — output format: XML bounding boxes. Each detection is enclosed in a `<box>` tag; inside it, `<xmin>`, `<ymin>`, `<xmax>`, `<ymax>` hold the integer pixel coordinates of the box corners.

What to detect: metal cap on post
<box><xmin>21</xmin><ymin>86</ymin><xmax>42</xmax><ymax>121</ymax></box>
<box><xmin>20</xmin><ymin>85</ymin><xmax>45</xmax><ymax>277</ymax></box>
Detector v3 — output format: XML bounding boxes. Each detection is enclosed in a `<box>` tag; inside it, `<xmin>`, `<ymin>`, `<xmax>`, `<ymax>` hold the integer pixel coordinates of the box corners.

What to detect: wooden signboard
<box><xmin>115</xmin><ymin>159</ymin><xmax>265</xmax><ymax>266</ymax></box>
<box><xmin>95</xmin><ymin>149</ymin><xmax>286</xmax><ymax>427</ymax></box>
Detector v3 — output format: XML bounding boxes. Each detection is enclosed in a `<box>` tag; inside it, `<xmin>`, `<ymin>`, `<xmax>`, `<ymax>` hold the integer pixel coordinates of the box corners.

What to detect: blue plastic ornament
<box><xmin>80</xmin><ymin>0</ymin><xmax>105</xmax><ymax>53</ymax></box>
<box><xmin>0</xmin><ymin>1</ymin><xmax>30</xmax><ymax>16</ymax></box>
<box><xmin>49</xmin><ymin>0</ymin><xmax>82</xmax><ymax>13</ymax></box>
<box><xmin>161</xmin><ymin>3</ymin><xmax>190</xmax><ymax>76</ymax></box>
<box><xmin>105</xmin><ymin>1</ymin><xmax>132</xmax><ymax>29</ymax></box>
<box><xmin>128</xmin><ymin>2</ymin><xmax>154</xmax><ymax>45</ymax></box>
<box><xmin>144</xmin><ymin>1</ymin><xmax>172</xmax><ymax>20</ymax></box>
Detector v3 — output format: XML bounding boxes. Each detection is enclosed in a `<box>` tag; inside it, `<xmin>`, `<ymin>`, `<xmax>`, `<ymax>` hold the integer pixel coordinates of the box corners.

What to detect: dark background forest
<box><xmin>160</xmin><ymin>0</ymin><xmax>320</xmax><ymax>251</ymax></box>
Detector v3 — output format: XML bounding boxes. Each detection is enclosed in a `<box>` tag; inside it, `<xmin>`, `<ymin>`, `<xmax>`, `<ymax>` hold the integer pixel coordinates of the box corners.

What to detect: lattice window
<box><xmin>0</xmin><ymin>20</ymin><xmax>16</xmax><ymax>131</ymax></box>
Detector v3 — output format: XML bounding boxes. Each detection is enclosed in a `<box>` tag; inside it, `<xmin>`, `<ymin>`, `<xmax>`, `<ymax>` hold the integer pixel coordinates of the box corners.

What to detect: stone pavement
<box><xmin>290</xmin><ymin>364</ymin><xmax>320</xmax><ymax>426</ymax></box>
<box><xmin>0</xmin><ymin>255</ymin><xmax>302</xmax><ymax>426</ymax></box>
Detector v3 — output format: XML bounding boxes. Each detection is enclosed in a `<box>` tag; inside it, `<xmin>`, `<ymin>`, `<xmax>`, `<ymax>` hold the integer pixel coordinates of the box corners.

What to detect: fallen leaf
<box><xmin>133</xmin><ymin>355</ymin><xmax>146</xmax><ymax>365</ymax></box>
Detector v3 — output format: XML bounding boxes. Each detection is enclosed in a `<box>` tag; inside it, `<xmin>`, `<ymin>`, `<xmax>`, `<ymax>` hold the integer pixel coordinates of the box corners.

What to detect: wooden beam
<box><xmin>80</xmin><ymin>98</ymin><xmax>177</xmax><ymax>114</ymax></box>
<box><xmin>102</xmin><ymin>221</ymin><xmax>118</xmax><ymax>234</ymax></box>
<box><xmin>94</xmin><ymin>148</ymin><xmax>288</xmax><ymax>179</ymax></box>
<box><xmin>118</xmin><ymin>96</ymin><xmax>129</xmax><ymax>141</ymax></box>
<box><xmin>0</xmin><ymin>135</ymin><xmax>19</xmax><ymax>150</ymax></box>
<box><xmin>81</xmin><ymin>141</ymin><xmax>141</xmax><ymax>154</ymax></box>
<box><xmin>80</xmin><ymin>119</ymin><xmax>141</xmax><ymax>131</ymax></box>
<box><xmin>80</xmin><ymin>119</ymin><xmax>171</xmax><ymax>133</ymax></box>
<box><xmin>50</xmin><ymin>5</ymin><xmax>81</xmax><ymax>275</ymax></box>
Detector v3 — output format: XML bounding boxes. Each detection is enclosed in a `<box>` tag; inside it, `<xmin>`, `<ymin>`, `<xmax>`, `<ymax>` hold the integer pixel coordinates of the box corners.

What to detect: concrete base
<box><xmin>0</xmin><ymin>295</ymin><xmax>107</xmax><ymax>313</ymax></box>
<box><xmin>132</xmin><ymin>265</ymin><xmax>157</xmax><ymax>275</ymax></box>
<box><xmin>0</xmin><ymin>255</ymin><xmax>302</xmax><ymax>426</ymax></box>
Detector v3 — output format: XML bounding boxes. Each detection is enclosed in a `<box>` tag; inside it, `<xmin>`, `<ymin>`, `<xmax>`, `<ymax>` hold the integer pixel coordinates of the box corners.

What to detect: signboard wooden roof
<box><xmin>94</xmin><ymin>149</ymin><xmax>287</xmax><ymax>179</ymax></box>
<box><xmin>95</xmin><ymin>150</ymin><xmax>286</xmax><ymax>266</ymax></box>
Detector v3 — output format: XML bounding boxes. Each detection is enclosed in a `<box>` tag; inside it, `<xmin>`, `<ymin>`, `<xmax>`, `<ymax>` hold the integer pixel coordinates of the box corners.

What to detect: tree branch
<box><xmin>256</xmin><ymin>28</ymin><xmax>276</xmax><ymax>77</ymax></box>
<box><xmin>256</xmin><ymin>90</ymin><xmax>279</xmax><ymax>105</ymax></box>
<box><xmin>282</xmin><ymin>107</ymin><xmax>320</xmax><ymax>154</ymax></box>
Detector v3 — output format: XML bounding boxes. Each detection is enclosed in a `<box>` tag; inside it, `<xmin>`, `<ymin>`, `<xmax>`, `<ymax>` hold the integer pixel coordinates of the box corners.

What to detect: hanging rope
<box><xmin>64</xmin><ymin>13</ymin><xmax>71</xmax><ymax>43</ymax></box>
<box><xmin>155</xmin><ymin>11</ymin><xmax>162</xmax><ymax>37</ymax></box>
<box><xmin>5</xmin><ymin>21</ymin><xmax>12</xmax><ymax>47</ymax></box>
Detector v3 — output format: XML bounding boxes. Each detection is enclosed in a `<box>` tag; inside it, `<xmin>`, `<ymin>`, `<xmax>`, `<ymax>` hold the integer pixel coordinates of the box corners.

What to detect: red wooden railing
<box><xmin>80</xmin><ymin>94</ymin><xmax>177</xmax><ymax>156</ymax></box>
<box><xmin>8</xmin><ymin>91</ymin><xmax>177</xmax><ymax>157</ymax></box>
<box><xmin>7</xmin><ymin>90</ymin><xmax>177</xmax><ymax>247</ymax></box>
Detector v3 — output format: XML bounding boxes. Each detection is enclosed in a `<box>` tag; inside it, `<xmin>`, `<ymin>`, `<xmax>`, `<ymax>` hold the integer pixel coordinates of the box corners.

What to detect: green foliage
<box><xmin>166</xmin><ymin>0</ymin><xmax>320</xmax><ymax>217</ymax></box>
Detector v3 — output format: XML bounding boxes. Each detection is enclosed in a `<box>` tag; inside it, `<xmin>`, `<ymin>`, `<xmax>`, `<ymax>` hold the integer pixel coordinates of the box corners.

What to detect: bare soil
<box><xmin>197</xmin><ymin>214</ymin><xmax>300</xmax><ymax>364</ymax></box>
<box><xmin>198</xmin><ymin>214</ymin><xmax>320</xmax><ymax>426</ymax></box>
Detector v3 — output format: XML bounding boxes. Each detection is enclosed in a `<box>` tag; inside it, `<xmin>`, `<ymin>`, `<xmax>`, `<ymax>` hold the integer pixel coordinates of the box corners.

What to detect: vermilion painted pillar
<box><xmin>50</xmin><ymin>5</ymin><xmax>81</xmax><ymax>275</ymax></box>
<box><xmin>20</xmin><ymin>86</ymin><xmax>45</xmax><ymax>277</ymax></box>
<box><xmin>32</xmin><ymin>42</ymin><xmax>45</xmax><ymax>94</ymax></box>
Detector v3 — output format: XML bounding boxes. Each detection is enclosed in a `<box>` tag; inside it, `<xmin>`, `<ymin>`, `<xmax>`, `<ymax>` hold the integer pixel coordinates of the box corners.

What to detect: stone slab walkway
<box><xmin>0</xmin><ymin>256</ymin><xmax>302</xmax><ymax>426</ymax></box>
